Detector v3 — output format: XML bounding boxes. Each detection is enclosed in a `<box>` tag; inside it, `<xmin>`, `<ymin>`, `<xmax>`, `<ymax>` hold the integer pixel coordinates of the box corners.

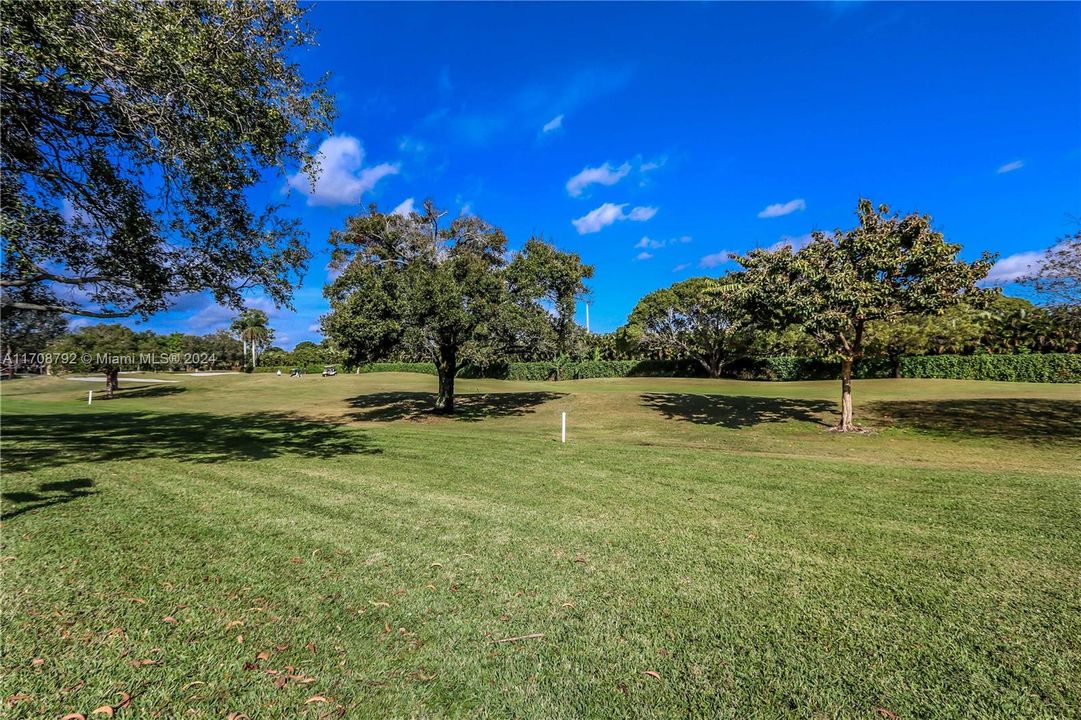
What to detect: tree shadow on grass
<box><xmin>864</xmin><ymin>398</ymin><xmax>1081</xmax><ymax>442</ymax></box>
<box><xmin>641</xmin><ymin>393</ymin><xmax>836</xmax><ymax>429</ymax></box>
<box><xmin>345</xmin><ymin>391</ymin><xmax>566</xmax><ymax>422</ymax></box>
<box><xmin>2</xmin><ymin>478</ymin><xmax>96</xmax><ymax>521</ymax></box>
<box><xmin>1</xmin><ymin>411</ymin><xmax>379</xmax><ymax>473</ymax></box>
<box><xmin>112</xmin><ymin>384</ymin><xmax>188</xmax><ymax>399</ymax></box>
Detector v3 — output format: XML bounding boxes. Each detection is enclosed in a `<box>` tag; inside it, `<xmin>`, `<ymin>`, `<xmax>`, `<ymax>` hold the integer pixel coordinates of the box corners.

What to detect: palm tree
<box><xmin>230</xmin><ymin>309</ymin><xmax>272</xmax><ymax>367</ymax></box>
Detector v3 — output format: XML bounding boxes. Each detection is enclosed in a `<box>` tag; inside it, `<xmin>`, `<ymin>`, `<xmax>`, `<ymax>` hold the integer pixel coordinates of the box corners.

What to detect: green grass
<box><xmin>1</xmin><ymin>372</ymin><xmax>1079</xmax><ymax>719</ymax></box>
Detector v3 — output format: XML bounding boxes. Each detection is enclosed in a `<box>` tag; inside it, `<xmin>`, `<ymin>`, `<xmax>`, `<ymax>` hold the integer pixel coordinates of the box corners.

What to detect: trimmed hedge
<box><xmin>353</xmin><ymin>353</ymin><xmax>1079</xmax><ymax>383</ymax></box>
<box><xmin>900</xmin><ymin>353</ymin><xmax>1081</xmax><ymax>383</ymax></box>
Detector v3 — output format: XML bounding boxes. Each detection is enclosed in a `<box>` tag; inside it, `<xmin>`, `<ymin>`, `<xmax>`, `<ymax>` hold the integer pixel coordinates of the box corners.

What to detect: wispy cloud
<box><xmin>640</xmin><ymin>156</ymin><xmax>667</xmax><ymax>173</ymax></box>
<box><xmin>636</xmin><ymin>235</ymin><xmax>691</xmax><ymax>249</ymax></box>
<box><xmin>571</xmin><ymin>202</ymin><xmax>658</xmax><ymax>234</ymax></box>
<box><xmin>423</xmin><ymin>67</ymin><xmax>632</xmax><ymax>147</ymax></box>
<box><xmin>765</xmin><ymin>232</ymin><xmax>815</xmax><ymax>252</ymax></box>
<box><xmin>699</xmin><ymin>251</ymin><xmax>735</xmax><ymax>269</ymax></box>
<box><xmin>566</xmin><ymin>162</ymin><xmax>632</xmax><ymax>197</ymax></box>
<box><xmin>997</xmin><ymin>160</ymin><xmax>1024</xmax><ymax>174</ymax></box>
<box><xmin>635</xmin><ymin>251</ymin><xmax>653</xmax><ymax>261</ymax></box>
<box><xmin>757</xmin><ymin>198</ymin><xmax>806</xmax><ymax>219</ymax></box>
<box><xmin>542</xmin><ymin>114</ymin><xmax>564</xmax><ymax>134</ymax></box>
<box><xmin>672</xmin><ymin>263</ymin><xmax>690</xmax><ymax>272</ymax></box>
<box><xmin>286</xmin><ymin>135</ymin><xmax>398</xmax><ymax>207</ymax></box>
<box><xmin>392</xmin><ymin>197</ymin><xmax>415</xmax><ymax>216</ymax></box>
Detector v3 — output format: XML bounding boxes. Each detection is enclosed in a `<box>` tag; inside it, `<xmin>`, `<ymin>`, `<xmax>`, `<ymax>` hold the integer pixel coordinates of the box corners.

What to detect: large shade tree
<box><xmin>505</xmin><ymin>237</ymin><xmax>594</xmax><ymax>357</ymax></box>
<box><xmin>323</xmin><ymin>201</ymin><xmax>584</xmax><ymax>413</ymax></box>
<box><xmin>48</xmin><ymin>323</ymin><xmax>139</xmax><ymax>396</ymax></box>
<box><xmin>621</xmin><ymin>276</ymin><xmax>746</xmax><ymax>378</ymax></box>
<box><xmin>737</xmin><ymin>199</ymin><xmax>994</xmax><ymax>431</ymax></box>
<box><xmin>1</xmin><ymin>0</ymin><xmax>334</xmax><ymax>319</ymax></box>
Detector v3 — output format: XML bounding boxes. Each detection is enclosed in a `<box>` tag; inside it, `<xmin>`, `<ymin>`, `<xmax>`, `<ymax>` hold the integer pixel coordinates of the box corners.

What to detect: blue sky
<box><xmin>135</xmin><ymin>1</ymin><xmax>1081</xmax><ymax>348</ymax></box>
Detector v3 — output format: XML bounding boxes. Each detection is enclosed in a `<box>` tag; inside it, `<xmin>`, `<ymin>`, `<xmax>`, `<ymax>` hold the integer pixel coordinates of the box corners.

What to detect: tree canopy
<box><xmin>0</xmin><ymin>0</ymin><xmax>334</xmax><ymax>319</ymax></box>
<box><xmin>621</xmin><ymin>276</ymin><xmax>746</xmax><ymax>378</ymax></box>
<box><xmin>737</xmin><ymin>199</ymin><xmax>994</xmax><ymax>430</ymax></box>
<box><xmin>322</xmin><ymin>201</ymin><xmax>589</xmax><ymax>412</ymax></box>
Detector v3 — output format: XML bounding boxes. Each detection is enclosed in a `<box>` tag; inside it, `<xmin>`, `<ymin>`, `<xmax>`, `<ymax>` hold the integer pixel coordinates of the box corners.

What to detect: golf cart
<box><xmin>322</xmin><ymin>365</ymin><xmax>337</xmax><ymax>377</ymax></box>
<box><xmin>289</xmin><ymin>367</ymin><xmax>303</xmax><ymax>377</ymax></box>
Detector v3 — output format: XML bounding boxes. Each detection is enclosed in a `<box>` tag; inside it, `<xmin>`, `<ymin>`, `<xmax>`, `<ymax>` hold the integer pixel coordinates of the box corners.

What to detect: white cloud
<box><xmin>765</xmin><ymin>232</ymin><xmax>815</xmax><ymax>252</ymax></box>
<box><xmin>566</xmin><ymin>162</ymin><xmax>632</xmax><ymax>197</ymax></box>
<box><xmin>542</xmin><ymin>114</ymin><xmax>564</xmax><ymax>133</ymax></box>
<box><xmin>672</xmin><ymin>263</ymin><xmax>690</xmax><ymax>272</ymax></box>
<box><xmin>627</xmin><ymin>206</ymin><xmax>658</xmax><ymax>221</ymax></box>
<box><xmin>699</xmin><ymin>251</ymin><xmax>735</xmax><ymax>269</ymax></box>
<box><xmin>571</xmin><ymin>203</ymin><xmax>658</xmax><ymax>234</ymax></box>
<box><xmin>635</xmin><ymin>251</ymin><xmax>653</xmax><ymax>261</ymax></box>
<box><xmin>640</xmin><ymin>156</ymin><xmax>667</xmax><ymax>173</ymax></box>
<box><xmin>307</xmin><ymin>323</ymin><xmax>322</xmax><ymax>334</ymax></box>
<box><xmin>997</xmin><ymin>160</ymin><xmax>1024</xmax><ymax>174</ymax></box>
<box><xmin>637</xmin><ymin>235</ymin><xmax>691</xmax><ymax>249</ymax></box>
<box><xmin>392</xmin><ymin>197</ymin><xmax>415</xmax><ymax>216</ymax></box>
<box><xmin>287</xmin><ymin>135</ymin><xmax>399</xmax><ymax>207</ymax></box>
<box><xmin>757</xmin><ymin>198</ymin><xmax>807</xmax><ymax>219</ymax></box>
<box><xmin>985</xmin><ymin>248</ymin><xmax>1046</xmax><ymax>284</ymax></box>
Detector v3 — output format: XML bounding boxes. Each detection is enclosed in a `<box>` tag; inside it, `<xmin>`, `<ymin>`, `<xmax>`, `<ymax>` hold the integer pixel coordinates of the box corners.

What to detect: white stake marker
<box><xmin>88</xmin><ymin>390</ymin><xmax>93</xmax><ymax>405</ymax></box>
<box><xmin>561</xmin><ymin>411</ymin><xmax>566</xmax><ymax>443</ymax></box>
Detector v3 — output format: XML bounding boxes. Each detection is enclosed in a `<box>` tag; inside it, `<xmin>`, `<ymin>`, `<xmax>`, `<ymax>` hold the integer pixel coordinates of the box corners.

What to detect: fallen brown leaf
<box><xmin>130</xmin><ymin>659</ymin><xmax>158</xmax><ymax>668</ymax></box>
<box><xmin>162</xmin><ymin>616</ymin><xmax>176</xmax><ymax>624</ymax></box>
<box><xmin>255</xmin><ymin>651</ymin><xmax>271</xmax><ymax>661</ymax></box>
<box><xmin>6</xmin><ymin>694</ymin><xmax>32</xmax><ymax>704</ymax></box>
<box><xmin>91</xmin><ymin>705</ymin><xmax>114</xmax><ymax>717</ymax></box>
<box><xmin>61</xmin><ymin>714</ymin><xmax>86</xmax><ymax>720</ymax></box>
<box><xmin>224</xmin><ymin>620</ymin><xmax>243</xmax><ymax>630</ymax></box>
<box><xmin>127</xmin><ymin>598</ymin><xmax>146</xmax><ymax>604</ymax></box>
<box><xmin>875</xmin><ymin>710</ymin><xmax>898</xmax><ymax>720</ymax></box>
<box><xmin>643</xmin><ymin>670</ymin><xmax>661</xmax><ymax>679</ymax></box>
<box><xmin>115</xmin><ymin>692</ymin><xmax>132</xmax><ymax>710</ymax></box>
<box><xmin>31</xmin><ymin>658</ymin><xmax>44</xmax><ymax>667</ymax></box>
<box><xmin>305</xmin><ymin>642</ymin><xmax>317</xmax><ymax>654</ymax></box>
<box><xmin>305</xmin><ymin>696</ymin><xmax>329</xmax><ymax>704</ymax></box>
<box><xmin>236</xmin><ymin>635</ymin><xmax>244</xmax><ymax>644</ymax></box>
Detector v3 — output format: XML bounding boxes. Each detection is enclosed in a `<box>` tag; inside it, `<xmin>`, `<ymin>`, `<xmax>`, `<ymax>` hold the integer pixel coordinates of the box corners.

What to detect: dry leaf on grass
<box><xmin>61</xmin><ymin>714</ymin><xmax>86</xmax><ymax>720</ymax></box>
<box><xmin>91</xmin><ymin>705</ymin><xmax>113</xmax><ymax>717</ymax></box>
<box><xmin>6</xmin><ymin>694</ymin><xmax>32</xmax><ymax>704</ymax></box>
<box><xmin>875</xmin><ymin>710</ymin><xmax>898</xmax><ymax>720</ymax></box>
<box><xmin>31</xmin><ymin>658</ymin><xmax>44</xmax><ymax>666</ymax></box>
<box><xmin>642</xmin><ymin>671</ymin><xmax>661</xmax><ymax>679</ymax></box>
<box><xmin>130</xmin><ymin>659</ymin><xmax>158</xmax><ymax>668</ymax></box>
<box><xmin>305</xmin><ymin>696</ymin><xmax>329</xmax><ymax>704</ymax></box>
<box><xmin>162</xmin><ymin>616</ymin><xmax>176</xmax><ymax>624</ymax></box>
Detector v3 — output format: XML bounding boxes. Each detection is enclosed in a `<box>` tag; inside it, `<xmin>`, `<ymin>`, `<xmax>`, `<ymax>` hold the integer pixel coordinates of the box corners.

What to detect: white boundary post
<box><xmin>561</xmin><ymin>412</ymin><xmax>566</xmax><ymax>443</ymax></box>
<box><xmin>88</xmin><ymin>390</ymin><xmax>93</xmax><ymax>405</ymax></box>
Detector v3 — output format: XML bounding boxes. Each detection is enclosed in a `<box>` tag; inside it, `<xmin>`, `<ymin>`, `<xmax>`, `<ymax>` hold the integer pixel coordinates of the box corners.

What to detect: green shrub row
<box><xmin>352</xmin><ymin>354</ymin><xmax>1079</xmax><ymax>383</ymax></box>
<box><xmin>899</xmin><ymin>353</ymin><xmax>1081</xmax><ymax>383</ymax></box>
<box><xmin>253</xmin><ymin>365</ymin><xmax>331</xmax><ymax>374</ymax></box>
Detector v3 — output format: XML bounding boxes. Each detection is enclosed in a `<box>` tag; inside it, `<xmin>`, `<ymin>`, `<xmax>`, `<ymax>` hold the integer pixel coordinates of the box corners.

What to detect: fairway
<box><xmin>1</xmin><ymin>373</ymin><xmax>1079</xmax><ymax>719</ymax></box>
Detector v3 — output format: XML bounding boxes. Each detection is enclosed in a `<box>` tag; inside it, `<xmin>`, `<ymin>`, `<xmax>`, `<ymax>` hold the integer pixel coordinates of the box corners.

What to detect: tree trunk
<box><xmin>837</xmin><ymin>359</ymin><xmax>855</xmax><ymax>431</ymax></box>
<box><xmin>890</xmin><ymin>352</ymin><xmax>902</xmax><ymax>379</ymax></box>
<box><xmin>434</xmin><ymin>347</ymin><xmax>457</xmax><ymax>414</ymax></box>
<box><xmin>105</xmin><ymin>367</ymin><xmax>119</xmax><ymax>398</ymax></box>
<box><xmin>251</xmin><ymin>342</ymin><xmax>257</xmax><ymax>368</ymax></box>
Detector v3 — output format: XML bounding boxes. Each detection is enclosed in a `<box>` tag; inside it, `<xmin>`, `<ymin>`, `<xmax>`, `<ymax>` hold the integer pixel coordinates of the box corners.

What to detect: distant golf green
<box><xmin>2</xmin><ymin>372</ymin><xmax>1078</xmax><ymax>718</ymax></box>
